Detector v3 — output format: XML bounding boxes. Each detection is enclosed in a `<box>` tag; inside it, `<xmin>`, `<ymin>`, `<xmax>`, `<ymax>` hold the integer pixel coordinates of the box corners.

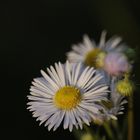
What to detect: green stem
<box><xmin>128</xmin><ymin>95</ymin><xmax>134</xmax><ymax>140</ymax></box>
<box><xmin>122</xmin><ymin>115</ymin><xmax>128</xmax><ymax>140</ymax></box>
<box><xmin>103</xmin><ymin>122</ymin><xmax>114</xmax><ymax>140</ymax></box>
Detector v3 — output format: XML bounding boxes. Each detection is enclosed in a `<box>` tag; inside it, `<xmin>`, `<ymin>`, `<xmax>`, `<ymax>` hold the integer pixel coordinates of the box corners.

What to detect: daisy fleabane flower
<box><xmin>92</xmin><ymin>73</ymin><xmax>128</xmax><ymax>124</ymax></box>
<box><xmin>104</xmin><ymin>52</ymin><xmax>131</xmax><ymax>76</ymax></box>
<box><xmin>27</xmin><ymin>61</ymin><xmax>109</xmax><ymax>131</ymax></box>
<box><xmin>66</xmin><ymin>31</ymin><xmax>128</xmax><ymax>71</ymax></box>
<box><xmin>93</xmin><ymin>93</ymin><xmax>127</xmax><ymax>125</ymax></box>
<box><xmin>107</xmin><ymin>77</ymin><xmax>128</xmax><ymax>117</ymax></box>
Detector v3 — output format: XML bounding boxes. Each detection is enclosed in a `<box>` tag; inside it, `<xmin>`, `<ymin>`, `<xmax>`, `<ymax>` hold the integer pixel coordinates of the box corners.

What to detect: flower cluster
<box><xmin>27</xmin><ymin>31</ymin><xmax>135</xmax><ymax>131</ymax></box>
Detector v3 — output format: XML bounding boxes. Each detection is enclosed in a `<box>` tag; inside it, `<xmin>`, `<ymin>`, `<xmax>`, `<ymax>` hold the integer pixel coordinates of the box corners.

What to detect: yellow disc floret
<box><xmin>116</xmin><ymin>79</ymin><xmax>134</xmax><ymax>96</ymax></box>
<box><xmin>95</xmin><ymin>51</ymin><xmax>106</xmax><ymax>68</ymax></box>
<box><xmin>54</xmin><ymin>86</ymin><xmax>81</xmax><ymax>110</ymax></box>
<box><xmin>84</xmin><ymin>48</ymin><xmax>106</xmax><ymax>68</ymax></box>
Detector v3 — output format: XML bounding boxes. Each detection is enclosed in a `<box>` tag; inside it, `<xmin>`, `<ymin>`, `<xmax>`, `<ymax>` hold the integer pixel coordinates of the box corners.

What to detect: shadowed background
<box><xmin>1</xmin><ymin>0</ymin><xmax>140</xmax><ymax>139</ymax></box>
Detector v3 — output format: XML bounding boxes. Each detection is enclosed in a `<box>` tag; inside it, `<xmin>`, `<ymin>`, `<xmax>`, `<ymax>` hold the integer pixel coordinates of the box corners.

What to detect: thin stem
<box><xmin>103</xmin><ymin>122</ymin><xmax>114</xmax><ymax>140</ymax></box>
<box><xmin>122</xmin><ymin>115</ymin><xmax>128</xmax><ymax>140</ymax></box>
<box><xmin>128</xmin><ymin>95</ymin><xmax>134</xmax><ymax>140</ymax></box>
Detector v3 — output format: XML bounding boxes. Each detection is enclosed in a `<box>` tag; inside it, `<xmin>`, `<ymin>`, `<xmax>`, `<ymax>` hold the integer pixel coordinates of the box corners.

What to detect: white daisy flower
<box><xmin>66</xmin><ymin>31</ymin><xmax>127</xmax><ymax>69</ymax></box>
<box><xmin>27</xmin><ymin>61</ymin><xmax>109</xmax><ymax>131</ymax></box>
<box><xmin>108</xmin><ymin>93</ymin><xmax>127</xmax><ymax>117</ymax></box>
<box><xmin>92</xmin><ymin>93</ymin><xmax>127</xmax><ymax>124</ymax></box>
<box><xmin>93</xmin><ymin>75</ymin><xmax>127</xmax><ymax>124</ymax></box>
<box><xmin>108</xmin><ymin>77</ymin><xmax>127</xmax><ymax>117</ymax></box>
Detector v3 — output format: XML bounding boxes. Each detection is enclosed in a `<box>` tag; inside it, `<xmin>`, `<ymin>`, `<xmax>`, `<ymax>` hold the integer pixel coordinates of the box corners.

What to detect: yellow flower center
<box><xmin>95</xmin><ymin>51</ymin><xmax>106</xmax><ymax>68</ymax></box>
<box><xmin>84</xmin><ymin>48</ymin><xmax>106</xmax><ymax>68</ymax></box>
<box><xmin>54</xmin><ymin>86</ymin><xmax>81</xmax><ymax>110</ymax></box>
<box><xmin>116</xmin><ymin>79</ymin><xmax>134</xmax><ymax>96</ymax></box>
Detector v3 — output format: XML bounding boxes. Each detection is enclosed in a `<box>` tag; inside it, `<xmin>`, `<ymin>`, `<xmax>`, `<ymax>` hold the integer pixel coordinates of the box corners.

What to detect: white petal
<box><xmin>53</xmin><ymin>111</ymin><xmax>65</xmax><ymax>131</ymax></box>
<box><xmin>105</xmin><ymin>37</ymin><xmax>122</xmax><ymax>50</ymax></box>
<box><xmin>39</xmin><ymin>115</ymin><xmax>50</xmax><ymax>125</ymax></box>
<box><xmin>58</xmin><ymin>62</ymin><xmax>66</xmax><ymax>86</ymax></box>
<box><xmin>41</xmin><ymin>70</ymin><xmax>59</xmax><ymax>91</ymax></box>
<box><xmin>48</xmin><ymin>111</ymin><xmax>61</xmax><ymax>131</ymax></box>
<box><xmin>110</xmin><ymin>115</ymin><xmax>118</xmax><ymax>120</ymax></box>
<box><xmin>72</xmin><ymin>109</ymin><xmax>83</xmax><ymax>129</ymax></box>
<box><xmin>44</xmin><ymin>109</ymin><xmax>59</xmax><ymax>127</ymax></box>
<box><xmin>33</xmin><ymin>78</ymin><xmax>55</xmax><ymax>95</ymax></box>
<box><xmin>83</xmin><ymin>35</ymin><xmax>94</xmax><ymax>49</ymax></box>
<box><xmin>65</xmin><ymin>61</ymin><xmax>72</xmax><ymax>85</ymax></box>
<box><xmin>54</xmin><ymin>62</ymin><xmax>66</xmax><ymax>87</ymax></box>
<box><xmin>76</xmin><ymin>107</ymin><xmax>91</xmax><ymax>125</ymax></box>
<box><xmin>81</xmin><ymin>68</ymin><xmax>96</xmax><ymax>87</ymax></box>
<box><xmin>64</xmin><ymin>111</ymin><xmax>70</xmax><ymax>129</ymax></box>
<box><xmin>72</xmin><ymin>44</ymin><xmax>87</xmax><ymax>55</ymax></box>
<box><xmin>84</xmin><ymin>74</ymin><xmax>103</xmax><ymax>91</ymax></box>
<box><xmin>77</xmin><ymin>66</ymin><xmax>90</xmax><ymax>87</ymax></box>
<box><xmin>99</xmin><ymin>30</ymin><xmax>107</xmax><ymax>48</ymax></box>
<box><xmin>72</xmin><ymin>63</ymin><xmax>81</xmax><ymax>85</ymax></box>
<box><xmin>47</xmin><ymin>67</ymin><xmax>62</xmax><ymax>87</ymax></box>
<box><xmin>79</xmin><ymin>103</ymin><xmax>99</xmax><ymax>114</ymax></box>
<box><xmin>69</xmin><ymin>110</ymin><xmax>76</xmax><ymax>126</ymax></box>
<box><xmin>84</xmin><ymin>86</ymin><xmax>108</xmax><ymax>97</ymax></box>
<box><xmin>30</xmin><ymin>84</ymin><xmax>53</xmax><ymax>98</ymax></box>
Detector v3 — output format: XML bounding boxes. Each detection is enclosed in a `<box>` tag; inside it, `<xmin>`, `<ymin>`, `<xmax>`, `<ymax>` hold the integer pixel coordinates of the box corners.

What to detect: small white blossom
<box><xmin>27</xmin><ymin>61</ymin><xmax>109</xmax><ymax>131</ymax></box>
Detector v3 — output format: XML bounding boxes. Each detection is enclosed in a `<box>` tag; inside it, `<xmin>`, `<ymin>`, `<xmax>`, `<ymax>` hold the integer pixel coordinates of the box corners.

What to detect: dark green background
<box><xmin>1</xmin><ymin>0</ymin><xmax>140</xmax><ymax>139</ymax></box>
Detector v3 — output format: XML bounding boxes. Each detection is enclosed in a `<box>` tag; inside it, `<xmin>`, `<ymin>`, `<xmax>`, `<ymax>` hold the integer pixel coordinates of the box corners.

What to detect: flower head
<box><xmin>93</xmin><ymin>75</ymin><xmax>128</xmax><ymax>123</ymax></box>
<box><xmin>104</xmin><ymin>52</ymin><xmax>131</xmax><ymax>76</ymax></box>
<box><xmin>116</xmin><ymin>78</ymin><xmax>135</xmax><ymax>96</ymax></box>
<box><xmin>107</xmin><ymin>94</ymin><xmax>127</xmax><ymax>118</ymax></box>
<box><xmin>27</xmin><ymin>61</ymin><xmax>109</xmax><ymax>131</ymax></box>
<box><xmin>93</xmin><ymin>92</ymin><xmax>127</xmax><ymax>124</ymax></box>
<box><xmin>105</xmin><ymin>78</ymin><xmax>128</xmax><ymax>119</ymax></box>
<box><xmin>66</xmin><ymin>31</ymin><xmax>125</xmax><ymax>69</ymax></box>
